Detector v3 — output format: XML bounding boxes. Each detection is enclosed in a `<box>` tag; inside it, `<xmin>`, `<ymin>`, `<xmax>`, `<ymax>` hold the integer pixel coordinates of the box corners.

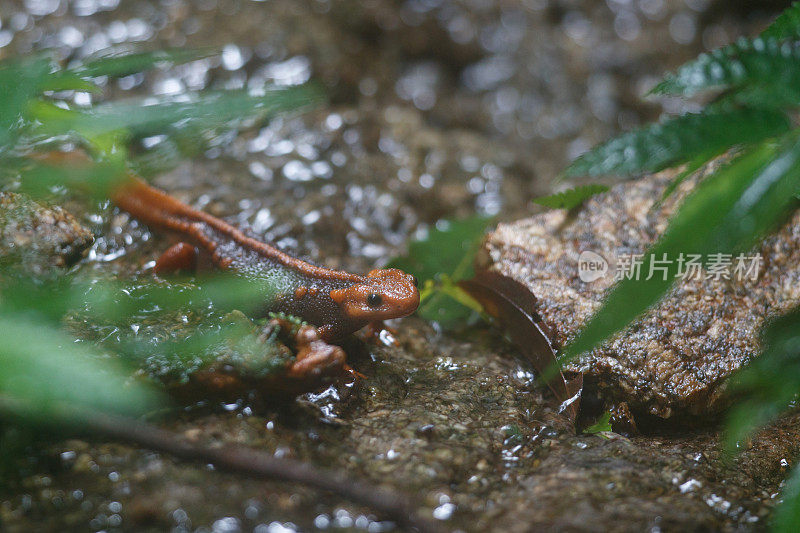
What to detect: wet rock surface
<box><xmin>482</xmin><ymin>165</ymin><xmax>800</xmax><ymax>420</ymax></box>
<box><xmin>1</xmin><ymin>0</ymin><xmax>798</xmax><ymax>532</ymax></box>
<box><xmin>5</xmin><ymin>322</ymin><xmax>800</xmax><ymax>532</ymax></box>
<box><xmin>0</xmin><ymin>191</ymin><xmax>94</xmax><ymax>277</ymax></box>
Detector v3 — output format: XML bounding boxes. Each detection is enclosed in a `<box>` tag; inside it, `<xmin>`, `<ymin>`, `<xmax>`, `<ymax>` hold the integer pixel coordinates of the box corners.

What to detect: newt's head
<box><xmin>330</xmin><ymin>268</ymin><xmax>420</xmax><ymax>322</ymax></box>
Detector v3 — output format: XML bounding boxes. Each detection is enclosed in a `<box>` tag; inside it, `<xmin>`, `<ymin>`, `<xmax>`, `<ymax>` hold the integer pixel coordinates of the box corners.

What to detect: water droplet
<box><xmin>24</xmin><ymin>0</ymin><xmax>61</xmax><ymax>17</ymax></box>
<box><xmin>669</xmin><ymin>11</ymin><xmax>696</xmax><ymax>44</ymax></box>
<box><xmin>433</xmin><ymin>502</ymin><xmax>456</xmax><ymax>520</ymax></box>
<box><xmin>282</xmin><ymin>160</ymin><xmax>313</xmax><ymax>182</ymax></box>
<box><xmin>59</xmin><ymin>25</ymin><xmax>84</xmax><ymax>47</ymax></box>
<box><xmin>262</xmin><ymin>56</ymin><xmax>311</xmax><ymax>86</ymax></box>
<box><xmin>222</xmin><ymin>44</ymin><xmax>245</xmax><ymax>71</ymax></box>
<box><xmin>614</xmin><ymin>11</ymin><xmax>641</xmax><ymax>41</ymax></box>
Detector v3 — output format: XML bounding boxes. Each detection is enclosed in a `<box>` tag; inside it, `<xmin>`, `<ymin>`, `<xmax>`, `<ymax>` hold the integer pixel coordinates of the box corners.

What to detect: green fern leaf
<box><xmin>761</xmin><ymin>1</ymin><xmax>800</xmax><ymax>41</ymax></box>
<box><xmin>656</xmin><ymin>154</ymin><xmax>708</xmax><ymax>205</ymax></box>
<box><xmin>532</xmin><ymin>184</ymin><xmax>609</xmax><ymax>209</ymax></box>
<box><xmin>653</xmin><ymin>0</ymin><xmax>800</xmax><ymax>97</ymax></box>
<box><xmin>561</xmin><ymin>132</ymin><xmax>800</xmax><ymax>365</ymax></box>
<box><xmin>563</xmin><ymin>107</ymin><xmax>789</xmax><ymax>178</ymax></box>
<box><xmin>651</xmin><ymin>37</ymin><xmax>800</xmax><ymax>98</ymax></box>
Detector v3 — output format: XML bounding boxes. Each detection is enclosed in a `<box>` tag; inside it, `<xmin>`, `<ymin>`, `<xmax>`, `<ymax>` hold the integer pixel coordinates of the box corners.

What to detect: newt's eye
<box><xmin>367</xmin><ymin>293</ymin><xmax>383</xmax><ymax>307</ymax></box>
<box><xmin>412</xmin><ymin>276</ymin><xmax>418</xmax><ymax>287</ymax></box>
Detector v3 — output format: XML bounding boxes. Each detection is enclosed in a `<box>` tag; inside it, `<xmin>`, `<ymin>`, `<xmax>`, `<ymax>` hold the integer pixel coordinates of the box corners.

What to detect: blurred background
<box><xmin>1</xmin><ymin>2</ymin><xmax>792</xmax><ymax>271</ymax></box>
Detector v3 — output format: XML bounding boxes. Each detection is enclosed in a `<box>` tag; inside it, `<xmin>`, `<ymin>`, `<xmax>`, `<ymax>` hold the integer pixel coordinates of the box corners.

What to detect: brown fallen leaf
<box><xmin>459</xmin><ymin>269</ymin><xmax>582</xmax><ymax>421</ymax></box>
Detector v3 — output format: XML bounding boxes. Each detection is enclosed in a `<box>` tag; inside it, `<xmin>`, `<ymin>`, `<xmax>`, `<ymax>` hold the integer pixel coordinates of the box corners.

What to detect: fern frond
<box><xmin>651</xmin><ymin>37</ymin><xmax>800</xmax><ymax>97</ymax></box>
<box><xmin>563</xmin><ymin>107</ymin><xmax>789</xmax><ymax>178</ymax></box>
<box><xmin>532</xmin><ymin>185</ymin><xmax>609</xmax><ymax>209</ymax></box>
<box><xmin>561</xmin><ymin>132</ymin><xmax>800</xmax><ymax>364</ymax></box>
<box><xmin>652</xmin><ymin>4</ymin><xmax>800</xmax><ymax>97</ymax></box>
<box><xmin>761</xmin><ymin>2</ymin><xmax>800</xmax><ymax>40</ymax></box>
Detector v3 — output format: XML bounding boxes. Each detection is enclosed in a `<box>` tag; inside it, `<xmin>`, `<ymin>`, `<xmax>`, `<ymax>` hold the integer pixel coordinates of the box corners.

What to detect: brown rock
<box><xmin>480</xmin><ymin>164</ymin><xmax>799</xmax><ymax>419</ymax></box>
<box><xmin>0</xmin><ymin>192</ymin><xmax>94</xmax><ymax>278</ymax></box>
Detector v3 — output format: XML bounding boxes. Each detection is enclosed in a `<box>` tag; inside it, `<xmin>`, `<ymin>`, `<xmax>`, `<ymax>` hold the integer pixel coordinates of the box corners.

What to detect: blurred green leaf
<box><xmin>31</xmin><ymin>84</ymin><xmax>323</xmax><ymax>142</ymax></box>
<box><xmin>26</xmin><ymin>97</ymin><xmax>84</xmax><ymax>123</ymax></box>
<box><xmin>81</xmin><ymin>310</ymin><xmax>293</xmax><ymax>385</ymax></box>
<box><xmin>560</xmin><ymin>134</ymin><xmax>800</xmax><ymax>364</ymax></box>
<box><xmin>775</xmin><ymin>462</ymin><xmax>800</xmax><ymax>532</ymax></box>
<box><xmin>4</xmin><ymin>279</ymin><xmax>285</xmax><ymax>386</ymax></box>
<box><xmin>390</xmin><ymin>216</ymin><xmax>493</xmax><ymax>329</ymax></box>
<box><xmin>761</xmin><ymin>2</ymin><xmax>800</xmax><ymax>41</ymax></box>
<box><xmin>39</xmin><ymin>48</ymin><xmax>216</xmax><ymax>93</ymax></box>
<box><xmin>563</xmin><ymin>107</ymin><xmax>790</xmax><ymax>178</ymax></box>
<box><xmin>68</xmin><ymin>47</ymin><xmax>218</xmax><ymax>79</ymax></box>
<box><xmin>17</xmin><ymin>155</ymin><xmax>128</xmax><ymax>198</ymax></box>
<box><xmin>0</xmin><ymin>46</ymin><xmax>334</xmax><ymax>468</ymax></box>
<box><xmin>0</xmin><ymin>315</ymin><xmax>163</xmax><ymax>420</ymax></box>
<box><xmin>0</xmin><ymin>276</ymin><xmax>84</xmax><ymax>323</ymax></box>
<box><xmin>391</xmin><ymin>216</ymin><xmax>494</xmax><ymax>282</ymax></box>
<box><xmin>39</xmin><ymin>71</ymin><xmax>101</xmax><ymax>93</ymax></box>
<box><xmin>724</xmin><ymin>308</ymin><xmax>800</xmax><ymax>453</ymax></box>
<box><xmin>533</xmin><ymin>184</ymin><xmax>609</xmax><ymax>209</ymax></box>
<box><xmin>129</xmin><ymin>136</ymin><xmax>187</xmax><ymax>177</ymax></box>
<box><xmin>0</xmin><ymin>56</ymin><xmax>52</xmax><ymax>149</ymax></box>
<box><xmin>0</xmin><ymin>273</ymin><xmax>287</xmax><ymax>329</ymax></box>
<box><xmin>0</xmin><ymin>275</ymin><xmax>297</xmax><ymax>386</ymax></box>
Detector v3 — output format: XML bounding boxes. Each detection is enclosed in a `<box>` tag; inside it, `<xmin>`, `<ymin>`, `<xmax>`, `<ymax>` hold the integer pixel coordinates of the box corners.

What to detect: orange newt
<box><xmin>112</xmin><ymin>177</ymin><xmax>420</xmax><ymax>341</ymax></box>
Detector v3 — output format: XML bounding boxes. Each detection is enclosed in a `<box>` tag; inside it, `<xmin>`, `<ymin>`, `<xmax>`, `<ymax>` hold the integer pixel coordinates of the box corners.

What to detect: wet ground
<box><xmin>1</xmin><ymin>0</ymin><xmax>799</xmax><ymax>531</ymax></box>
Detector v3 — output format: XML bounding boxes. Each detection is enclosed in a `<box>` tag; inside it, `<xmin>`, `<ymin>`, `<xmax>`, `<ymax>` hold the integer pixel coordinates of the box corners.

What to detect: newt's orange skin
<box><xmin>112</xmin><ymin>178</ymin><xmax>420</xmax><ymax>341</ymax></box>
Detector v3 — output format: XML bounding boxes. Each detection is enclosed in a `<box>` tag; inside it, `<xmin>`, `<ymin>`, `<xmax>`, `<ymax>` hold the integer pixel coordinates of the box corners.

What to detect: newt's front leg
<box><xmin>287</xmin><ymin>325</ymin><xmax>347</xmax><ymax>379</ymax></box>
<box><xmin>154</xmin><ymin>242</ymin><xmax>198</xmax><ymax>275</ymax></box>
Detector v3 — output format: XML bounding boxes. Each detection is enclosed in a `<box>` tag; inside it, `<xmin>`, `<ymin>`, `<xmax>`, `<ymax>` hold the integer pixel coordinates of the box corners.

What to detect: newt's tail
<box><xmin>111</xmin><ymin>176</ymin><xmax>204</xmax><ymax>230</ymax></box>
<box><xmin>32</xmin><ymin>149</ymin><xmax>338</xmax><ymax>279</ymax></box>
<box><xmin>31</xmin><ymin>149</ymin><xmax>203</xmax><ymax>230</ymax></box>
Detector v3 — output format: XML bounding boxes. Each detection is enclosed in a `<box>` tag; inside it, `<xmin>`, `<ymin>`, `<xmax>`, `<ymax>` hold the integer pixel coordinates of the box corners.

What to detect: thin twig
<box><xmin>0</xmin><ymin>398</ymin><xmax>442</xmax><ymax>533</ymax></box>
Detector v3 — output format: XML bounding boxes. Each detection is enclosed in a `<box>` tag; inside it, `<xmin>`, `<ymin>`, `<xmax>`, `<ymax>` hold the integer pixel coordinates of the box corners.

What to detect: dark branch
<box><xmin>0</xmin><ymin>398</ymin><xmax>443</xmax><ymax>533</ymax></box>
